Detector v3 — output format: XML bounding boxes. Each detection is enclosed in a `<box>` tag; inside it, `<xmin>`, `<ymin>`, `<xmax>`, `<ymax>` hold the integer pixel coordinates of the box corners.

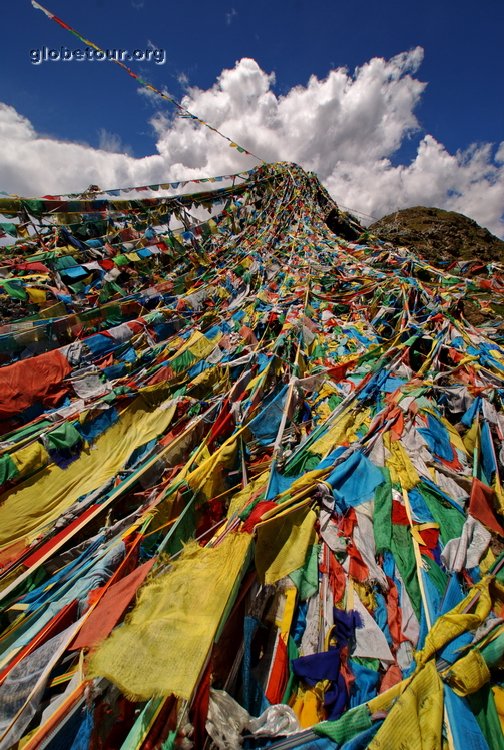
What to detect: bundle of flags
<box><xmin>0</xmin><ymin>162</ymin><xmax>503</xmax><ymax>749</ymax></box>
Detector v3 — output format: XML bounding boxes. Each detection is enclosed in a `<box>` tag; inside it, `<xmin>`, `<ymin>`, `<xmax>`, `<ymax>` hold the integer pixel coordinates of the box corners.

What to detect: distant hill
<box><xmin>368</xmin><ymin>206</ymin><xmax>504</xmax><ymax>266</ymax></box>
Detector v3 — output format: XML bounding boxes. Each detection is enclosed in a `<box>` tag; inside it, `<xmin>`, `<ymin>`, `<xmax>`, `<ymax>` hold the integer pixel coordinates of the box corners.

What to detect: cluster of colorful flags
<box><xmin>0</xmin><ymin>161</ymin><xmax>503</xmax><ymax>748</ymax></box>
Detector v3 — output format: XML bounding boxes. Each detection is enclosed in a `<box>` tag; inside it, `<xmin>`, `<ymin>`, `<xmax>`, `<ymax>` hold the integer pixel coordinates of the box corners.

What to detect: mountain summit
<box><xmin>369</xmin><ymin>205</ymin><xmax>504</xmax><ymax>265</ymax></box>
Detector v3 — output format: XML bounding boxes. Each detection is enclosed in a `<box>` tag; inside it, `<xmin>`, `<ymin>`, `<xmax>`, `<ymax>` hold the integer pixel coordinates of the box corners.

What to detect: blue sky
<box><xmin>0</xmin><ymin>0</ymin><xmax>503</xmax><ymax>234</ymax></box>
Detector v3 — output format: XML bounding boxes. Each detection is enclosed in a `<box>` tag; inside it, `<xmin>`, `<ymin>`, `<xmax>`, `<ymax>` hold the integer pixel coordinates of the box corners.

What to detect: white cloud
<box><xmin>97</xmin><ymin>128</ymin><xmax>133</xmax><ymax>156</ymax></box>
<box><xmin>0</xmin><ymin>102</ymin><xmax>166</xmax><ymax>195</ymax></box>
<box><xmin>0</xmin><ymin>50</ymin><xmax>503</xmax><ymax>237</ymax></box>
<box><xmin>177</xmin><ymin>72</ymin><xmax>190</xmax><ymax>89</ymax></box>
<box><xmin>225</xmin><ymin>8</ymin><xmax>237</xmax><ymax>26</ymax></box>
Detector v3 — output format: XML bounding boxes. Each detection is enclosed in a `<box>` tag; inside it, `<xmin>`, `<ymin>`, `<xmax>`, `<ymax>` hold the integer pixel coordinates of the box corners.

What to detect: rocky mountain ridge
<box><xmin>368</xmin><ymin>205</ymin><xmax>504</xmax><ymax>266</ymax></box>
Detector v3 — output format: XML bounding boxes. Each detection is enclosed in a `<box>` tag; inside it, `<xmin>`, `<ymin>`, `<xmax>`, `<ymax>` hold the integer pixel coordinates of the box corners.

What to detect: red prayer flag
<box><xmin>71</xmin><ymin>559</ymin><xmax>154</xmax><ymax>651</ymax></box>
<box><xmin>469</xmin><ymin>478</ymin><xmax>504</xmax><ymax>535</ymax></box>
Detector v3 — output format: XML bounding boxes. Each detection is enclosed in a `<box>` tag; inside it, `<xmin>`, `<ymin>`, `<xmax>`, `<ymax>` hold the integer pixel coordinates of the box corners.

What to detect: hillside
<box><xmin>369</xmin><ymin>205</ymin><xmax>504</xmax><ymax>265</ymax></box>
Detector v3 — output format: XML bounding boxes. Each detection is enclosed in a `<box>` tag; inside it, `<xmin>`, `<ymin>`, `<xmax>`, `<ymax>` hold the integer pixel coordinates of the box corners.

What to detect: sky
<box><xmin>0</xmin><ymin>0</ymin><xmax>503</xmax><ymax>236</ymax></box>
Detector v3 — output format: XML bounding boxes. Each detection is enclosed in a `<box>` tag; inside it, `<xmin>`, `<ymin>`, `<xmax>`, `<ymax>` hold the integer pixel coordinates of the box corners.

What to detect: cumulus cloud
<box><xmin>98</xmin><ymin>128</ymin><xmax>133</xmax><ymax>156</ymax></box>
<box><xmin>0</xmin><ymin>49</ymin><xmax>503</xmax><ymax>236</ymax></box>
<box><xmin>0</xmin><ymin>103</ymin><xmax>168</xmax><ymax>195</ymax></box>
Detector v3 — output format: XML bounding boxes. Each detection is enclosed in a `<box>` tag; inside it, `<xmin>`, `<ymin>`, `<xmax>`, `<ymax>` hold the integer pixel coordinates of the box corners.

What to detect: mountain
<box><xmin>367</xmin><ymin>205</ymin><xmax>504</xmax><ymax>324</ymax></box>
<box><xmin>368</xmin><ymin>205</ymin><xmax>504</xmax><ymax>266</ymax></box>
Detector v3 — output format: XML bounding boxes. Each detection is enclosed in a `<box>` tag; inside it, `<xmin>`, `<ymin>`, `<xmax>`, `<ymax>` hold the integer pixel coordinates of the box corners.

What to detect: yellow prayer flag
<box><xmin>492</xmin><ymin>686</ymin><xmax>504</xmax><ymax>733</ymax></box>
<box><xmin>10</xmin><ymin>440</ymin><xmax>49</xmax><ymax>479</ymax></box>
<box><xmin>368</xmin><ymin>661</ymin><xmax>443</xmax><ymax>750</ymax></box>
<box><xmin>416</xmin><ymin>578</ymin><xmax>493</xmax><ymax>666</ymax></box>
<box><xmin>0</xmin><ymin>396</ymin><xmax>176</xmax><ymax>551</ymax></box>
<box><xmin>186</xmin><ymin>435</ymin><xmax>238</xmax><ymax>500</ymax></box>
<box><xmin>443</xmin><ymin>649</ymin><xmax>491</xmax><ymax>696</ymax></box>
<box><xmin>227</xmin><ymin>473</ymin><xmax>268</xmax><ymax>518</ymax></box>
<box><xmin>186</xmin><ymin>331</ymin><xmax>220</xmax><ymax>360</ymax></box>
<box><xmin>26</xmin><ymin>287</ymin><xmax>47</xmax><ymax>304</ymax></box>
<box><xmin>384</xmin><ymin>432</ymin><xmax>420</xmax><ymax>490</ymax></box>
<box><xmin>255</xmin><ymin>505</ymin><xmax>316</xmax><ymax>584</ymax></box>
<box><xmin>463</xmin><ymin>420</ymin><xmax>479</xmax><ymax>455</ymax></box>
<box><xmin>89</xmin><ymin>532</ymin><xmax>252</xmax><ymax>700</ymax></box>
